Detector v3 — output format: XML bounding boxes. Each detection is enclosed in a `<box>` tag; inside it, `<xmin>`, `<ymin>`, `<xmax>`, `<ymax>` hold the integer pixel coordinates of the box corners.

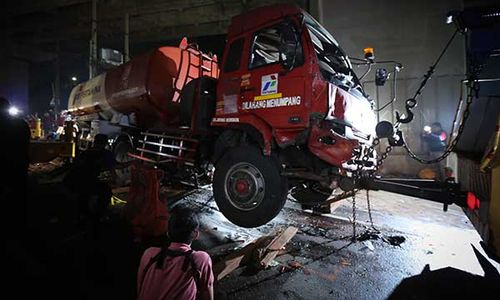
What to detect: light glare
<box><xmin>8</xmin><ymin>106</ymin><xmax>19</xmax><ymax>116</ymax></box>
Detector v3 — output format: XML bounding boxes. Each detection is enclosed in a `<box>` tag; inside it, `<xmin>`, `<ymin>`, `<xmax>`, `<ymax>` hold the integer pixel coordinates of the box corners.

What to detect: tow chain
<box><xmin>345</xmin><ymin>27</ymin><xmax>477</xmax><ymax>241</ymax></box>
<box><xmin>403</xmin><ymin>78</ymin><xmax>478</xmax><ymax>164</ymax></box>
<box><xmin>345</xmin><ymin>88</ymin><xmax>475</xmax><ymax>242</ymax></box>
<box><xmin>344</xmin><ymin>89</ymin><xmax>476</xmax><ymax>243</ymax></box>
<box><xmin>395</xmin><ymin>28</ymin><xmax>478</xmax><ymax>164</ymax></box>
<box><xmin>348</xmin><ymin>135</ymin><xmax>391</xmax><ymax>240</ymax></box>
<box><xmin>369</xmin><ymin>137</ymin><xmax>394</xmax><ymax>172</ymax></box>
<box><xmin>366</xmin><ymin>189</ymin><xmax>378</xmax><ymax>232</ymax></box>
<box><xmin>351</xmin><ymin>191</ymin><xmax>357</xmax><ymax>241</ymax></box>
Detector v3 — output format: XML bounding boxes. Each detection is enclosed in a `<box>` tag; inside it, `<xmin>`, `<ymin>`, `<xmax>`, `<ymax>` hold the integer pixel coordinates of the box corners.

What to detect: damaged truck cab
<box><xmin>67</xmin><ymin>4</ymin><xmax>376</xmax><ymax>228</ymax></box>
<box><xmin>211</xmin><ymin>5</ymin><xmax>376</xmax><ymax>226</ymax></box>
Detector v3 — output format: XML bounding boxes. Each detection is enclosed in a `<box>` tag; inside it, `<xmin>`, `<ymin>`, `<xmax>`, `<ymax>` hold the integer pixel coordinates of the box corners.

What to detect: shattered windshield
<box><xmin>303</xmin><ymin>13</ymin><xmax>365</xmax><ymax>97</ymax></box>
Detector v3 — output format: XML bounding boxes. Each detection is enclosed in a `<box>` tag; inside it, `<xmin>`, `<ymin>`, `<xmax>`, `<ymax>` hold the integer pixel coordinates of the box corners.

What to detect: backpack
<box><xmin>139</xmin><ymin>247</ymin><xmax>201</xmax><ymax>295</ymax></box>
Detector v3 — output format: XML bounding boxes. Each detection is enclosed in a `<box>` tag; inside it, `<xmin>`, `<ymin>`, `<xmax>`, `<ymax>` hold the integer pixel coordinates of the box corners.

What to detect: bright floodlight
<box><xmin>8</xmin><ymin>106</ymin><xmax>19</xmax><ymax>116</ymax></box>
<box><xmin>71</xmin><ymin>76</ymin><xmax>78</xmax><ymax>81</ymax></box>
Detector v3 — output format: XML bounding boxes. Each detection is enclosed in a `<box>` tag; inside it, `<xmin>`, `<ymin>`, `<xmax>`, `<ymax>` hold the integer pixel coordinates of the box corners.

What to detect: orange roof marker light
<box><xmin>364</xmin><ymin>47</ymin><xmax>374</xmax><ymax>62</ymax></box>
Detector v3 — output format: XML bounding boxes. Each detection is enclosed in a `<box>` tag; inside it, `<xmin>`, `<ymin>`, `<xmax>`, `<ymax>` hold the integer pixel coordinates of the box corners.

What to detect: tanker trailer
<box><xmin>67</xmin><ymin>39</ymin><xmax>219</xmax><ymax>165</ymax></box>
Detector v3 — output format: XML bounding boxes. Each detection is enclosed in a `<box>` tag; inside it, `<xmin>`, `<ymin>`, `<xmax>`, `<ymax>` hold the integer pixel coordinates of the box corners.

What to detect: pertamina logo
<box><xmin>261</xmin><ymin>73</ymin><xmax>278</xmax><ymax>95</ymax></box>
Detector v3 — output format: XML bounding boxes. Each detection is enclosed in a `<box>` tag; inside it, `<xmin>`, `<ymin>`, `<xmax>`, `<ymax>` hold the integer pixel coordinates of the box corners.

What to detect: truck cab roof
<box><xmin>227</xmin><ymin>4</ymin><xmax>303</xmax><ymax>38</ymax></box>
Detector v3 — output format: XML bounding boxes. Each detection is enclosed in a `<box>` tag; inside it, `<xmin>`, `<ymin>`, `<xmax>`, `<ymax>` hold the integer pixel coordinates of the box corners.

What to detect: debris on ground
<box><xmin>259</xmin><ymin>227</ymin><xmax>298</xmax><ymax>268</ymax></box>
<box><xmin>278</xmin><ymin>265</ymin><xmax>287</xmax><ymax>273</ymax></box>
<box><xmin>206</xmin><ymin>241</ymin><xmax>245</xmax><ymax>257</ymax></box>
<box><xmin>212</xmin><ymin>226</ymin><xmax>297</xmax><ymax>280</ymax></box>
<box><xmin>29</xmin><ymin>157</ymin><xmax>66</xmax><ymax>174</ymax></box>
<box><xmin>288</xmin><ymin>260</ymin><xmax>303</xmax><ymax>269</ymax></box>
<box><xmin>212</xmin><ymin>235</ymin><xmax>268</xmax><ymax>281</ymax></box>
<box><xmin>340</xmin><ymin>257</ymin><xmax>351</xmax><ymax>266</ymax></box>
<box><xmin>357</xmin><ymin>230</ymin><xmax>406</xmax><ymax>247</ymax></box>
<box><xmin>357</xmin><ymin>230</ymin><xmax>380</xmax><ymax>241</ymax></box>
<box><xmin>112</xmin><ymin>186</ymin><xmax>130</xmax><ymax>195</ymax></box>
<box><xmin>268</xmin><ymin>260</ymin><xmax>280</xmax><ymax>267</ymax></box>
<box><xmin>385</xmin><ymin>235</ymin><xmax>406</xmax><ymax>246</ymax></box>
<box><xmin>362</xmin><ymin>240</ymin><xmax>375</xmax><ymax>251</ymax></box>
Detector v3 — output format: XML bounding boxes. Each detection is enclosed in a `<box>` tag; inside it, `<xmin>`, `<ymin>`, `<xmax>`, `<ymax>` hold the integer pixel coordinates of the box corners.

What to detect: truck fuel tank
<box><xmin>67</xmin><ymin>40</ymin><xmax>219</xmax><ymax>129</ymax></box>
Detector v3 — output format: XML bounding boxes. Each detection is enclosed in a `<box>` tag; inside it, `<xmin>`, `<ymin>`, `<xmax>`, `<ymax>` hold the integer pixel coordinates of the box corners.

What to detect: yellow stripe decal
<box><xmin>253</xmin><ymin>93</ymin><xmax>282</xmax><ymax>101</ymax></box>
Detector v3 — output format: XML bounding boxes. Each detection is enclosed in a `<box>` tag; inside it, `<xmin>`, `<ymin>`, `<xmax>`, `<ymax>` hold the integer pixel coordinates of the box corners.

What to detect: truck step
<box><xmin>133</xmin><ymin>131</ymin><xmax>198</xmax><ymax>165</ymax></box>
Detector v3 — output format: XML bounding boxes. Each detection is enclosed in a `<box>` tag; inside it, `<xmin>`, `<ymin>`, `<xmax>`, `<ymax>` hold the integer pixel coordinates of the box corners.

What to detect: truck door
<box><xmin>216</xmin><ymin>38</ymin><xmax>246</xmax><ymax>117</ymax></box>
<box><xmin>241</xmin><ymin>21</ymin><xmax>307</xmax><ymax>129</ymax></box>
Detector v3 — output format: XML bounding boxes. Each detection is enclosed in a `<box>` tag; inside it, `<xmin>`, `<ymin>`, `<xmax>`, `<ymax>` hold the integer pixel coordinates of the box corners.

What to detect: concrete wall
<box><xmin>321</xmin><ymin>0</ymin><xmax>465</xmax><ymax>177</ymax></box>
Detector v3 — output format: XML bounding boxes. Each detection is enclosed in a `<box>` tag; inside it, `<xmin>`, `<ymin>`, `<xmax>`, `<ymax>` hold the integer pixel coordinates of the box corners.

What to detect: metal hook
<box><xmin>395</xmin><ymin>98</ymin><xmax>417</xmax><ymax>124</ymax></box>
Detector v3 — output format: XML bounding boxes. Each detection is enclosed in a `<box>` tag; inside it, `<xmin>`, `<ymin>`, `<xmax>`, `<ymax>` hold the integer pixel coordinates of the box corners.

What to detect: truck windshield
<box><xmin>303</xmin><ymin>14</ymin><xmax>365</xmax><ymax>97</ymax></box>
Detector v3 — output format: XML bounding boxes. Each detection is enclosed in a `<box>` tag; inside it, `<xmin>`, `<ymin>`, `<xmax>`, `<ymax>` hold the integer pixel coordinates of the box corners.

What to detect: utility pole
<box><xmin>54</xmin><ymin>40</ymin><xmax>61</xmax><ymax>116</ymax></box>
<box><xmin>89</xmin><ymin>0</ymin><xmax>97</xmax><ymax>78</ymax></box>
<box><xmin>124</xmin><ymin>12</ymin><xmax>130</xmax><ymax>63</ymax></box>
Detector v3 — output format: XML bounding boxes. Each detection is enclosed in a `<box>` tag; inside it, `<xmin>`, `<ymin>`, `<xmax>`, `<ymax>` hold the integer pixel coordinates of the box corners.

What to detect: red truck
<box><xmin>67</xmin><ymin>4</ymin><xmax>377</xmax><ymax>228</ymax></box>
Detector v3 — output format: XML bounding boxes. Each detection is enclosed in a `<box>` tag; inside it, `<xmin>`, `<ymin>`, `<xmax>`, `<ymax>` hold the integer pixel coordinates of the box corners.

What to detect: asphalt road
<box><xmin>18</xmin><ymin>176</ymin><xmax>500</xmax><ymax>299</ymax></box>
<box><xmin>182</xmin><ymin>188</ymin><xmax>500</xmax><ymax>299</ymax></box>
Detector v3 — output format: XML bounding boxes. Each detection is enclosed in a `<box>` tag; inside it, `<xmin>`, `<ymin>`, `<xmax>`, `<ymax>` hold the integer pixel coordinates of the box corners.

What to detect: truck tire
<box><xmin>113</xmin><ymin>139</ymin><xmax>134</xmax><ymax>185</ymax></box>
<box><xmin>213</xmin><ymin>146</ymin><xmax>287</xmax><ymax>228</ymax></box>
<box><xmin>114</xmin><ymin>139</ymin><xmax>134</xmax><ymax>163</ymax></box>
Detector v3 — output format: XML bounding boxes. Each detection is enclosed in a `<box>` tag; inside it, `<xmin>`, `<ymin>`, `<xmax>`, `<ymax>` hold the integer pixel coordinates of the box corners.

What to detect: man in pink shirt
<box><xmin>137</xmin><ymin>206</ymin><xmax>214</xmax><ymax>300</ymax></box>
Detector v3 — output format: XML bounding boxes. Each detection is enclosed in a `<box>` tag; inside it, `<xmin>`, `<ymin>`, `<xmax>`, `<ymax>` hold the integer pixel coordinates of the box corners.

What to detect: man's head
<box><xmin>431</xmin><ymin>122</ymin><xmax>442</xmax><ymax>134</ymax></box>
<box><xmin>92</xmin><ymin>133</ymin><xmax>109</xmax><ymax>149</ymax></box>
<box><xmin>0</xmin><ymin>97</ymin><xmax>10</xmax><ymax>115</ymax></box>
<box><xmin>168</xmin><ymin>206</ymin><xmax>200</xmax><ymax>244</ymax></box>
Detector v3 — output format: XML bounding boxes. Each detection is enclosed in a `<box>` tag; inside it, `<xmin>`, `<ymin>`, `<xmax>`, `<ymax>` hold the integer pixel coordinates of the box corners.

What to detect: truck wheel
<box><xmin>113</xmin><ymin>139</ymin><xmax>134</xmax><ymax>185</ymax></box>
<box><xmin>213</xmin><ymin>146</ymin><xmax>287</xmax><ymax>228</ymax></box>
<box><xmin>114</xmin><ymin>139</ymin><xmax>133</xmax><ymax>163</ymax></box>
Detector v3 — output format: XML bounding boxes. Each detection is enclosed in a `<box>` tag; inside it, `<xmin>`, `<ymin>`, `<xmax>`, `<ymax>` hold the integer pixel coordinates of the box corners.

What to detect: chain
<box><xmin>403</xmin><ymin>78</ymin><xmax>478</xmax><ymax>164</ymax></box>
<box><xmin>344</xmin><ymin>77</ymin><xmax>476</xmax><ymax>244</ymax></box>
<box><xmin>346</xmin><ymin>133</ymin><xmax>394</xmax><ymax>242</ymax></box>
<box><xmin>349</xmin><ymin>78</ymin><xmax>477</xmax><ymax>242</ymax></box>
<box><xmin>372</xmin><ymin>137</ymin><xmax>394</xmax><ymax>171</ymax></box>
<box><xmin>344</xmin><ymin>29</ymin><xmax>473</xmax><ymax>243</ymax></box>
<box><xmin>366</xmin><ymin>189</ymin><xmax>379</xmax><ymax>232</ymax></box>
<box><xmin>348</xmin><ymin>137</ymin><xmax>381</xmax><ymax>241</ymax></box>
<box><xmin>389</xmin><ymin>28</ymin><xmax>474</xmax><ymax>164</ymax></box>
<box><xmin>353</xmin><ymin>148</ymin><xmax>363</xmax><ymax>179</ymax></box>
<box><xmin>351</xmin><ymin>191</ymin><xmax>357</xmax><ymax>241</ymax></box>
<box><xmin>345</xmin><ymin>118</ymin><xmax>402</xmax><ymax>241</ymax></box>
<box><xmin>353</xmin><ymin>136</ymin><xmax>394</xmax><ymax>175</ymax></box>
<box><xmin>347</xmin><ymin>147</ymin><xmax>364</xmax><ymax>241</ymax></box>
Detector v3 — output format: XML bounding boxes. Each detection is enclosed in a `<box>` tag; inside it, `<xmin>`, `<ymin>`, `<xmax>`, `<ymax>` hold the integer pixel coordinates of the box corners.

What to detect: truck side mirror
<box><xmin>375</xmin><ymin>68</ymin><xmax>388</xmax><ymax>86</ymax></box>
